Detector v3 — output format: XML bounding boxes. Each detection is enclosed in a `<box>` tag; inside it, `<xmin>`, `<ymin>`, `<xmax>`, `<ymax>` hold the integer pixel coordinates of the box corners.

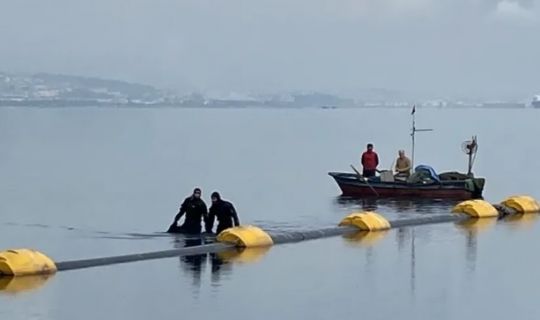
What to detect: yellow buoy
<box><xmin>501</xmin><ymin>196</ymin><xmax>540</xmax><ymax>214</ymax></box>
<box><xmin>338</xmin><ymin>211</ymin><xmax>391</xmax><ymax>231</ymax></box>
<box><xmin>452</xmin><ymin>200</ymin><xmax>499</xmax><ymax>218</ymax></box>
<box><xmin>217</xmin><ymin>225</ymin><xmax>274</xmax><ymax>247</ymax></box>
<box><xmin>0</xmin><ymin>249</ymin><xmax>57</xmax><ymax>277</ymax></box>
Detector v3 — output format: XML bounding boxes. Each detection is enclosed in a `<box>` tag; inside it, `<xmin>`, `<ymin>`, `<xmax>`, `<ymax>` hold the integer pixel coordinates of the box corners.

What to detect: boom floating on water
<box><xmin>1</xmin><ymin>196</ymin><xmax>539</xmax><ymax>287</ymax></box>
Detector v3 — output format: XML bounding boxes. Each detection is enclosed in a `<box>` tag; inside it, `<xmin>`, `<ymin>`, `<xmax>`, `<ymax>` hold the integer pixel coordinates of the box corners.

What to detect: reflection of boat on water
<box><xmin>329</xmin><ymin>106</ymin><xmax>485</xmax><ymax>200</ymax></box>
<box><xmin>334</xmin><ymin>196</ymin><xmax>459</xmax><ymax>214</ymax></box>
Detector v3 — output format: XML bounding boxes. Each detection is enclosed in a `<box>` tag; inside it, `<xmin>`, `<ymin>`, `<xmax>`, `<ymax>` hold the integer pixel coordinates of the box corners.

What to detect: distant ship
<box><xmin>533</xmin><ymin>95</ymin><xmax>540</xmax><ymax>108</ymax></box>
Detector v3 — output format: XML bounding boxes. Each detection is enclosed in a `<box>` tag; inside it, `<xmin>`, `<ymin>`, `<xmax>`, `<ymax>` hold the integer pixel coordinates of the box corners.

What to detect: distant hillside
<box><xmin>32</xmin><ymin>73</ymin><xmax>160</xmax><ymax>100</ymax></box>
<box><xmin>0</xmin><ymin>72</ymin><xmax>167</xmax><ymax>105</ymax></box>
<box><xmin>1</xmin><ymin>71</ymin><xmax>533</xmax><ymax>109</ymax></box>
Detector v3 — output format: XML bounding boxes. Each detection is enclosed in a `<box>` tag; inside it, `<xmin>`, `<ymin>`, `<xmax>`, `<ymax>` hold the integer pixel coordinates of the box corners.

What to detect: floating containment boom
<box><xmin>56</xmin><ymin>243</ymin><xmax>234</xmax><ymax>272</ymax></box>
<box><xmin>1</xmin><ymin>195</ymin><xmax>539</xmax><ymax>282</ymax></box>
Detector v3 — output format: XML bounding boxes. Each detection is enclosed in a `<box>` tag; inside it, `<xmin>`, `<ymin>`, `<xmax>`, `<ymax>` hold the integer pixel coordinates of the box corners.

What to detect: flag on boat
<box><xmin>411</xmin><ymin>105</ymin><xmax>416</xmax><ymax>115</ymax></box>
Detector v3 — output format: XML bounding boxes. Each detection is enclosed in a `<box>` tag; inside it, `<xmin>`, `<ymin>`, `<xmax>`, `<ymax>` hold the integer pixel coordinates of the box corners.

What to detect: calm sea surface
<box><xmin>1</xmin><ymin>107</ymin><xmax>539</xmax><ymax>319</ymax></box>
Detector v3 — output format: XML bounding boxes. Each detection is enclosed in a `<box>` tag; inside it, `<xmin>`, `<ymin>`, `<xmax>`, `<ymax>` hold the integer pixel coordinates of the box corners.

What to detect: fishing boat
<box><xmin>328</xmin><ymin>106</ymin><xmax>486</xmax><ymax>199</ymax></box>
<box><xmin>328</xmin><ymin>169</ymin><xmax>485</xmax><ymax>199</ymax></box>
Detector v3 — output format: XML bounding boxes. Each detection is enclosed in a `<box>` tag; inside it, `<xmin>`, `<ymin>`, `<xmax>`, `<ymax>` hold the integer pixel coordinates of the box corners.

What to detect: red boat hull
<box><xmin>339</xmin><ymin>184</ymin><xmax>474</xmax><ymax>199</ymax></box>
<box><xmin>329</xmin><ymin>172</ymin><xmax>483</xmax><ymax>200</ymax></box>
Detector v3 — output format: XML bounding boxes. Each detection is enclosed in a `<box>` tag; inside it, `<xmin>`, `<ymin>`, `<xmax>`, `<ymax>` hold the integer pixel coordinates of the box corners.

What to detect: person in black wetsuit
<box><xmin>168</xmin><ymin>188</ymin><xmax>208</xmax><ymax>234</ymax></box>
<box><xmin>205</xmin><ymin>192</ymin><xmax>240</xmax><ymax>234</ymax></box>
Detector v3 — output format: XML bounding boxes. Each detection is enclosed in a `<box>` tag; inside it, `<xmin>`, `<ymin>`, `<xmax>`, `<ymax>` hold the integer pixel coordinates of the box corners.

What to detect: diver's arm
<box><xmin>174</xmin><ymin>200</ymin><xmax>187</xmax><ymax>223</ymax></box>
<box><xmin>205</xmin><ymin>207</ymin><xmax>215</xmax><ymax>233</ymax></box>
<box><xmin>202</xmin><ymin>202</ymin><xmax>208</xmax><ymax>219</ymax></box>
<box><xmin>230</xmin><ymin>204</ymin><xmax>240</xmax><ymax>226</ymax></box>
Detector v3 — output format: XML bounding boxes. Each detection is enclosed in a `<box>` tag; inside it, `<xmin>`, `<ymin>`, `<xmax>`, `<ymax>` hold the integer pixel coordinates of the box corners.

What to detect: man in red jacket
<box><xmin>361</xmin><ymin>143</ymin><xmax>379</xmax><ymax>177</ymax></box>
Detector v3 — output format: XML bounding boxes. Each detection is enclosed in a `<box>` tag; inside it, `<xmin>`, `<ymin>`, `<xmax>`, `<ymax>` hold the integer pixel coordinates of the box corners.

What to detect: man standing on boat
<box><xmin>205</xmin><ymin>192</ymin><xmax>240</xmax><ymax>234</ymax></box>
<box><xmin>361</xmin><ymin>143</ymin><xmax>379</xmax><ymax>177</ymax></box>
<box><xmin>168</xmin><ymin>188</ymin><xmax>208</xmax><ymax>234</ymax></box>
<box><xmin>394</xmin><ymin>150</ymin><xmax>412</xmax><ymax>178</ymax></box>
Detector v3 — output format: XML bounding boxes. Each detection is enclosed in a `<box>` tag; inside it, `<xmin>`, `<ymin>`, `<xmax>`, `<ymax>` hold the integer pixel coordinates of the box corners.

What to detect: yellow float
<box><xmin>217</xmin><ymin>225</ymin><xmax>274</xmax><ymax>247</ymax></box>
<box><xmin>452</xmin><ymin>199</ymin><xmax>499</xmax><ymax>218</ymax></box>
<box><xmin>339</xmin><ymin>211</ymin><xmax>391</xmax><ymax>231</ymax></box>
<box><xmin>0</xmin><ymin>249</ymin><xmax>57</xmax><ymax>277</ymax></box>
<box><xmin>501</xmin><ymin>196</ymin><xmax>540</xmax><ymax>214</ymax></box>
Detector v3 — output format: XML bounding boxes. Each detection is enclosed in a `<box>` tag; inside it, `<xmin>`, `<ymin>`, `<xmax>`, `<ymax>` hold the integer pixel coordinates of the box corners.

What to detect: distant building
<box><xmin>34</xmin><ymin>89</ymin><xmax>60</xmax><ymax>98</ymax></box>
<box><xmin>422</xmin><ymin>100</ymin><xmax>448</xmax><ymax>108</ymax></box>
<box><xmin>532</xmin><ymin>95</ymin><xmax>540</xmax><ymax>108</ymax></box>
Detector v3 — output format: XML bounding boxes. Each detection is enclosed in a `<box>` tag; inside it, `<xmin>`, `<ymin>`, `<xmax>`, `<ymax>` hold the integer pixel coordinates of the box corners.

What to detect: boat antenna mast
<box><xmin>410</xmin><ymin>105</ymin><xmax>433</xmax><ymax>169</ymax></box>
<box><xmin>461</xmin><ymin>136</ymin><xmax>478</xmax><ymax>176</ymax></box>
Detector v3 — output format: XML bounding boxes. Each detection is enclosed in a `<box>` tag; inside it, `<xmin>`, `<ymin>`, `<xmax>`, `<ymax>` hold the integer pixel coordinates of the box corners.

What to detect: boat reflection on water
<box><xmin>333</xmin><ymin>196</ymin><xmax>459</xmax><ymax>215</ymax></box>
<box><xmin>335</xmin><ymin>196</ymin><xmax>490</xmax><ymax>297</ymax></box>
<box><xmin>335</xmin><ymin>196</ymin><xmax>461</xmax><ymax>297</ymax></box>
<box><xmin>335</xmin><ymin>196</ymin><xmax>460</xmax><ymax>250</ymax></box>
<box><xmin>338</xmin><ymin>195</ymin><xmax>540</xmax><ymax>298</ymax></box>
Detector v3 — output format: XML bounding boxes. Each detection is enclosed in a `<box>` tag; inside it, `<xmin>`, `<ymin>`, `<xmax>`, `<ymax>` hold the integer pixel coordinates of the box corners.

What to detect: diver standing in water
<box><xmin>168</xmin><ymin>188</ymin><xmax>208</xmax><ymax>234</ymax></box>
<box><xmin>206</xmin><ymin>192</ymin><xmax>240</xmax><ymax>234</ymax></box>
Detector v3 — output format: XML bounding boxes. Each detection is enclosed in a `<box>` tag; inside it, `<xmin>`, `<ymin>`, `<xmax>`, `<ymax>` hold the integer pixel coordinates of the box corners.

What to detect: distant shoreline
<box><xmin>2</xmin><ymin>71</ymin><xmax>537</xmax><ymax>110</ymax></box>
<box><xmin>0</xmin><ymin>101</ymin><xmax>534</xmax><ymax>110</ymax></box>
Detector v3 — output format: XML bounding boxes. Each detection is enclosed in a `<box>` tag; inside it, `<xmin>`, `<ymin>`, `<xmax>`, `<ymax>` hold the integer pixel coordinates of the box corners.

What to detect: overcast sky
<box><xmin>1</xmin><ymin>0</ymin><xmax>539</xmax><ymax>99</ymax></box>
